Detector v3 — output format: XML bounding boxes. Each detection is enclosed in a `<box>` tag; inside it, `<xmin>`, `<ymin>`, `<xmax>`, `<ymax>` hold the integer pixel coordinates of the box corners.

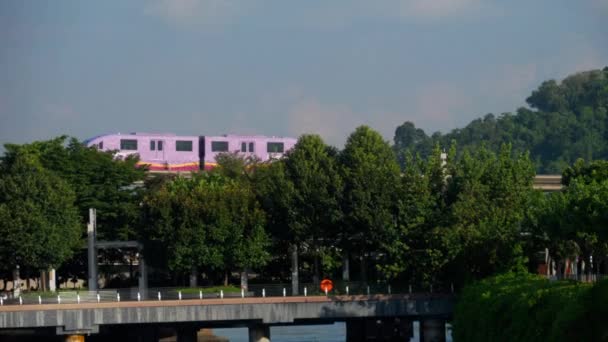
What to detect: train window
<box><xmin>241</xmin><ymin>142</ymin><xmax>247</xmax><ymax>152</ymax></box>
<box><xmin>120</xmin><ymin>139</ymin><xmax>138</xmax><ymax>150</ymax></box>
<box><xmin>150</xmin><ymin>141</ymin><xmax>156</xmax><ymax>151</ymax></box>
<box><xmin>176</xmin><ymin>140</ymin><xmax>193</xmax><ymax>152</ymax></box>
<box><xmin>249</xmin><ymin>142</ymin><xmax>254</xmax><ymax>152</ymax></box>
<box><xmin>158</xmin><ymin>141</ymin><xmax>163</xmax><ymax>151</ymax></box>
<box><xmin>211</xmin><ymin>141</ymin><xmax>229</xmax><ymax>152</ymax></box>
<box><xmin>267</xmin><ymin>142</ymin><xmax>284</xmax><ymax>153</ymax></box>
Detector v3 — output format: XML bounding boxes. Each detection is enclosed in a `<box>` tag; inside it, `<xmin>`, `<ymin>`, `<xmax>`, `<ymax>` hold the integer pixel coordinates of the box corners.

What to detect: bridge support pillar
<box><xmin>176</xmin><ymin>327</ymin><xmax>198</xmax><ymax>342</ymax></box>
<box><xmin>346</xmin><ymin>320</ymin><xmax>364</xmax><ymax>342</ymax></box>
<box><xmin>249</xmin><ymin>324</ymin><xmax>270</xmax><ymax>342</ymax></box>
<box><xmin>346</xmin><ymin>318</ymin><xmax>413</xmax><ymax>341</ymax></box>
<box><xmin>420</xmin><ymin>319</ymin><xmax>446</xmax><ymax>342</ymax></box>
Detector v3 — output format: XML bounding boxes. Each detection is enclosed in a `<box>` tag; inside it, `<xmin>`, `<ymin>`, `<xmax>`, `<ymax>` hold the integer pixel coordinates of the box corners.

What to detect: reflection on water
<box><xmin>212</xmin><ymin>322</ymin><xmax>452</xmax><ymax>342</ymax></box>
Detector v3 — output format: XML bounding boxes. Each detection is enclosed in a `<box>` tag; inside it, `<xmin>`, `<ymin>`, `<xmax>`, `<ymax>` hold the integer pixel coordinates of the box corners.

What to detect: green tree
<box><xmin>445</xmin><ymin>144</ymin><xmax>535</xmax><ymax>283</ymax></box>
<box><xmin>339</xmin><ymin>126</ymin><xmax>401</xmax><ymax>281</ymax></box>
<box><xmin>0</xmin><ymin>152</ymin><xmax>81</xmax><ymax>279</ymax></box>
<box><xmin>393</xmin><ymin>121</ymin><xmax>432</xmax><ymax>168</ymax></box>
<box><xmin>393</xmin><ymin>67</ymin><xmax>608</xmax><ymax>174</ymax></box>
<box><xmin>141</xmin><ymin>173</ymin><xmax>269</xmax><ymax>287</ymax></box>
<box><xmin>3</xmin><ymin>136</ymin><xmax>145</xmax><ymax>240</ymax></box>
<box><xmin>529</xmin><ymin>159</ymin><xmax>608</xmax><ymax>277</ymax></box>
<box><xmin>380</xmin><ymin>146</ymin><xmax>450</xmax><ymax>284</ymax></box>
<box><xmin>283</xmin><ymin>134</ymin><xmax>343</xmax><ymax>285</ymax></box>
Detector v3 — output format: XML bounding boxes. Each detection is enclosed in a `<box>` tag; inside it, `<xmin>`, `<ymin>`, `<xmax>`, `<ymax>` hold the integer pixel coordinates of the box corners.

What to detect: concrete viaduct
<box><xmin>0</xmin><ymin>294</ymin><xmax>454</xmax><ymax>342</ymax></box>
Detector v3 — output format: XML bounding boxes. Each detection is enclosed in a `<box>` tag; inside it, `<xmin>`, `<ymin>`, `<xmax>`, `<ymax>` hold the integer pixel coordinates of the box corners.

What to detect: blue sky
<box><xmin>1</xmin><ymin>0</ymin><xmax>607</xmax><ymax>149</ymax></box>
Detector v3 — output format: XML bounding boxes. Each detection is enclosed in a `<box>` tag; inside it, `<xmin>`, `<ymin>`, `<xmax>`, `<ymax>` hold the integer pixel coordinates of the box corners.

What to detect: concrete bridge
<box><xmin>0</xmin><ymin>294</ymin><xmax>454</xmax><ymax>341</ymax></box>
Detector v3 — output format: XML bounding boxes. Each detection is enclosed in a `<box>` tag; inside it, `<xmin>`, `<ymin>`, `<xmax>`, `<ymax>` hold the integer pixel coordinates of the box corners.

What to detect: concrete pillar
<box><xmin>421</xmin><ymin>319</ymin><xmax>446</xmax><ymax>342</ymax></box>
<box><xmin>12</xmin><ymin>266</ymin><xmax>21</xmax><ymax>297</ymax></box>
<box><xmin>342</xmin><ymin>252</ymin><xmax>350</xmax><ymax>282</ymax></box>
<box><xmin>290</xmin><ymin>244</ymin><xmax>299</xmax><ymax>295</ymax></box>
<box><xmin>138</xmin><ymin>252</ymin><xmax>147</xmax><ymax>297</ymax></box>
<box><xmin>87</xmin><ymin>208</ymin><xmax>98</xmax><ymax>291</ymax></box>
<box><xmin>65</xmin><ymin>335</ymin><xmax>85</xmax><ymax>342</ymax></box>
<box><xmin>176</xmin><ymin>327</ymin><xmax>198</xmax><ymax>342</ymax></box>
<box><xmin>48</xmin><ymin>268</ymin><xmax>56</xmax><ymax>292</ymax></box>
<box><xmin>249</xmin><ymin>324</ymin><xmax>270</xmax><ymax>342</ymax></box>
<box><xmin>240</xmin><ymin>268</ymin><xmax>249</xmax><ymax>291</ymax></box>
<box><xmin>189</xmin><ymin>266</ymin><xmax>198</xmax><ymax>288</ymax></box>
<box><xmin>348</xmin><ymin>318</ymin><xmax>413</xmax><ymax>341</ymax></box>
<box><xmin>346</xmin><ymin>320</ymin><xmax>364</xmax><ymax>342</ymax></box>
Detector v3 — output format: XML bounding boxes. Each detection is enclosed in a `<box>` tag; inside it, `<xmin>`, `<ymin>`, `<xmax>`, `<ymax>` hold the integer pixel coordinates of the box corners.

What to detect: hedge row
<box><xmin>452</xmin><ymin>273</ymin><xmax>608</xmax><ymax>342</ymax></box>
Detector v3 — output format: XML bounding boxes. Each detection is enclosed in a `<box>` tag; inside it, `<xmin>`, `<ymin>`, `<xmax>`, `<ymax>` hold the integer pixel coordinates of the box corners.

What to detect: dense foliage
<box><xmin>394</xmin><ymin>67</ymin><xmax>608</xmax><ymax>173</ymax></box>
<box><xmin>140</xmin><ymin>173</ymin><xmax>270</xmax><ymax>285</ymax></box>
<box><xmin>452</xmin><ymin>273</ymin><xmax>607</xmax><ymax>342</ymax></box>
<box><xmin>0</xmin><ymin>137</ymin><xmax>147</xmax><ymax>288</ymax></box>
<box><xmin>527</xmin><ymin>159</ymin><xmax>608</xmax><ymax>274</ymax></box>
<box><xmin>2</xmin><ymin>136</ymin><xmax>145</xmax><ymax>240</ymax></box>
<box><xmin>0</xmin><ymin>152</ymin><xmax>81</xmax><ymax>273</ymax></box>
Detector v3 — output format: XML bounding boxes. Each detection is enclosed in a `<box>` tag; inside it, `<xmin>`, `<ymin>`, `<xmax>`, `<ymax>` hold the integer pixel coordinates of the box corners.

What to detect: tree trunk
<box><xmin>290</xmin><ymin>244</ymin><xmax>299</xmax><ymax>295</ymax></box>
<box><xmin>342</xmin><ymin>252</ymin><xmax>350</xmax><ymax>282</ymax></box>
<box><xmin>360</xmin><ymin>254</ymin><xmax>367</xmax><ymax>282</ymax></box>
<box><xmin>40</xmin><ymin>271</ymin><xmax>47</xmax><ymax>292</ymax></box>
<box><xmin>189</xmin><ymin>266</ymin><xmax>198</xmax><ymax>288</ymax></box>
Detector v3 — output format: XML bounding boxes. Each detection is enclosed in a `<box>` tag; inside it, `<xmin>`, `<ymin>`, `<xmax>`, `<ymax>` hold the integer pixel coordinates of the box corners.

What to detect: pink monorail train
<box><xmin>85</xmin><ymin>133</ymin><xmax>297</xmax><ymax>171</ymax></box>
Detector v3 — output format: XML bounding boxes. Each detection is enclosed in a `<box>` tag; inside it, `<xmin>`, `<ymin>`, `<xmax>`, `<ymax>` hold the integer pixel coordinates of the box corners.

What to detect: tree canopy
<box><xmin>0</xmin><ymin>151</ymin><xmax>81</xmax><ymax>272</ymax></box>
<box><xmin>394</xmin><ymin>67</ymin><xmax>608</xmax><ymax>173</ymax></box>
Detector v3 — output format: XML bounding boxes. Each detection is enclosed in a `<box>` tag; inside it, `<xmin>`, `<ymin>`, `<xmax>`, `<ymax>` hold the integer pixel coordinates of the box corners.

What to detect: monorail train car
<box><xmin>85</xmin><ymin>133</ymin><xmax>297</xmax><ymax>171</ymax></box>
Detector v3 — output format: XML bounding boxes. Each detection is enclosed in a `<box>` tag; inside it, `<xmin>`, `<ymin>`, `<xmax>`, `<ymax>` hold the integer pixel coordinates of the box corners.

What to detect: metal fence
<box><xmin>0</xmin><ymin>281</ymin><xmax>456</xmax><ymax>306</ymax></box>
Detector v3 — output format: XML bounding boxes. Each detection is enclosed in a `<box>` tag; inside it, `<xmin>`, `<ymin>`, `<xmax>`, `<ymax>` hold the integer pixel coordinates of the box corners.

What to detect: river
<box><xmin>213</xmin><ymin>322</ymin><xmax>452</xmax><ymax>341</ymax></box>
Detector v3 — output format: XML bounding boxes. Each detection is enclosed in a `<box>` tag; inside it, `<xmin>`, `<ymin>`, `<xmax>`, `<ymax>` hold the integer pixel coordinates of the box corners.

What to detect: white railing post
<box><xmin>117</xmin><ymin>293</ymin><xmax>120</xmax><ymax>302</ymax></box>
<box><xmin>199</xmin><ymin>290</ymin><xmax>203</xmax><ymax>300</ymax></box>
<box><xmin>19</xmin><ymin>296</ymin><xmax>22</xmax><ymax>305</ymax></box>
<box><xmin>346</xmin><ymin>286</ymin><xmax>349</xmax><ymax>295</ymax></box>
<box><xmin>304</xmin><ymin>287</ymin><xmax>307</xmax><ymax>297</ymax></box>
<box><xmin>262</xmin><ymin>288</ymin><xmax>266</xmax><ymax>298</ymax></box>
<box><xmin>178</xmin><ymin>291</ymin><xmax>182</xmax><ymax>300</ymax></box>
<box><xmin>97</xmin><ymin>293</ymin><xmax>100</xmax><ymax>303</ymax></box>
<box><xmin>367</xmin><ymin>286</ymin><xmax>370</xmax><ymax>295</ymax></box>
<box><xmin>57</xmin><ymin>295</ymin><xmax>61</xmax><ymax>304</ymax></box>
<box><xmin>241</xmin><ymin>289</ymin><xmax>245</xmax><ymax>298</ymax></box>
<box><xmin>137</xmin><ymin>292</ymin><xmax>141</xmax><ymax>301</ymax></box>
<box><xmin>220</xmin><ymin>290</ymin><xmax>224</xmax><ymax>299</ymax></box>
<box><xmin>38</xmin><ymin>295</ymin><xmax>42</xmax><ymax>305</ymax></box>
<box><xmin>158</xmin><ymin>291</ymin><xmax>162</xmax><ymax>301</ymax></box>
<box><xmin>325</xmin><ymin>288</ymin><xmax>328</xmax><ymax>296</ymax></box>
<box><xmin>283</xmin><ymin>288</ymin><xmax>286</xmax><ymax>297</ymax></box>
<box><xmin>77</xmin><ymin>294</ymin><xmax>80</xmax><ymax>304</ymax></box>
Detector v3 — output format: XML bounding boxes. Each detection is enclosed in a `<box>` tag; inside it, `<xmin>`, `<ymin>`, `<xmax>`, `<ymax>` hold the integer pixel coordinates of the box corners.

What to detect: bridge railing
<box><xmin>0</xmin><ymin>281</ymin><xmax>456</xmax><ymax>306</ymax></box>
